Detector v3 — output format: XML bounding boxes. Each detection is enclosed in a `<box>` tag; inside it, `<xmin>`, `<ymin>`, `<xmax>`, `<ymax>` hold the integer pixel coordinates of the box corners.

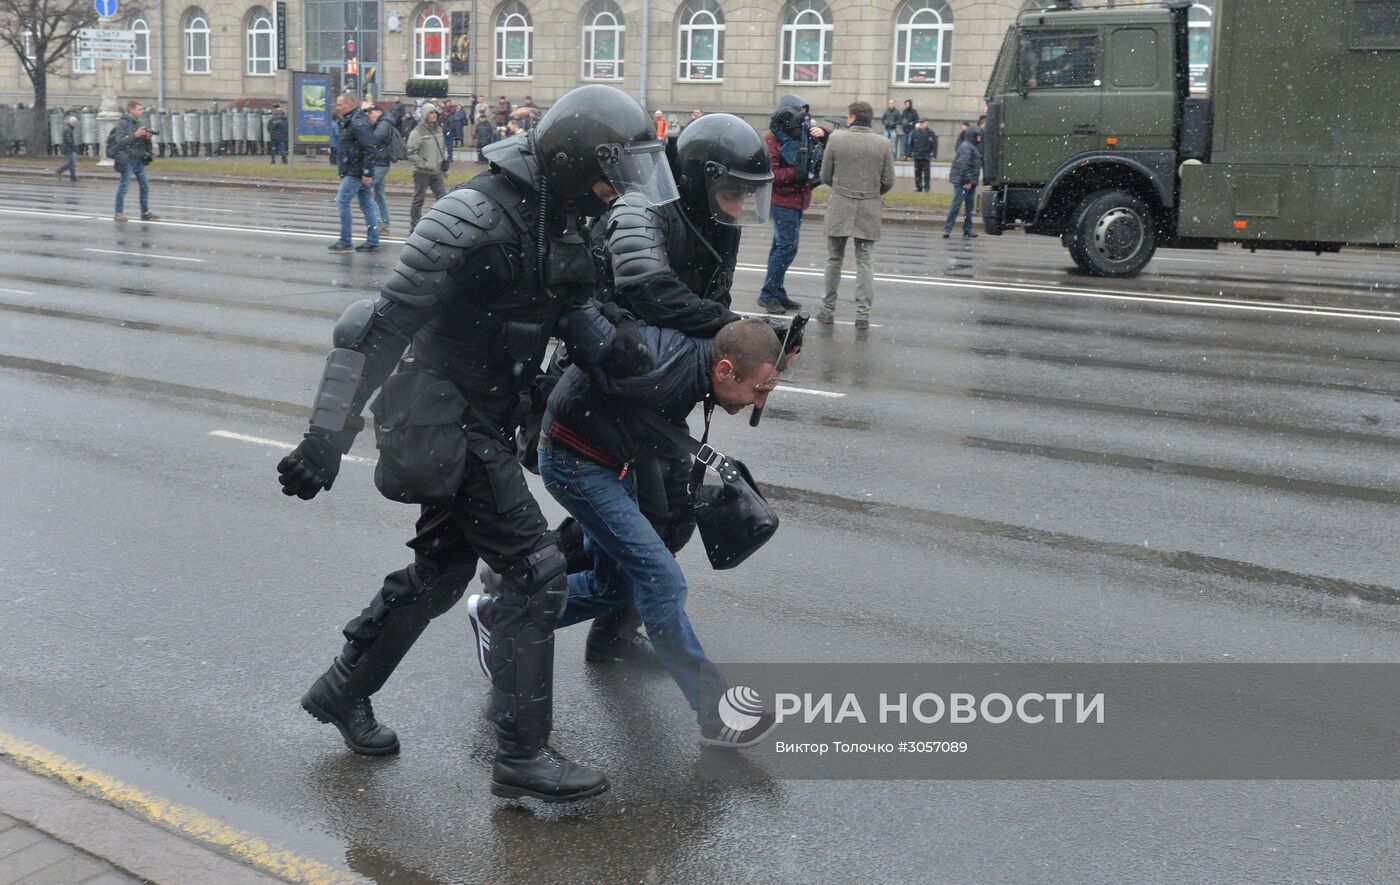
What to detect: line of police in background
<box><xmin>40</xmin><ymin>105</ymin><xmax>289</xmax><ymax>159</ymax></box>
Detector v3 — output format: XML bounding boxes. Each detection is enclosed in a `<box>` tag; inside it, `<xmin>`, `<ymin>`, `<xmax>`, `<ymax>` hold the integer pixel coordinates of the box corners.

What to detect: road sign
<box><xmin>94</xmin><ymin>0</ymin><xmax>117</xmax><ymax>17</ymax></box>
<box><xmin>78</xmin><ymin>27</ymin><xmax>136</xmax><ymax>60</ymax></box>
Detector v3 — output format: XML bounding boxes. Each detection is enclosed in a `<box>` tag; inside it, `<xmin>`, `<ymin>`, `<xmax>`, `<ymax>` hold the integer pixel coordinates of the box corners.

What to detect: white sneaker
<box><xmin>467</xmin><ymin>594</ymin><xmax>494</xmax><ymax>680</ymax></box>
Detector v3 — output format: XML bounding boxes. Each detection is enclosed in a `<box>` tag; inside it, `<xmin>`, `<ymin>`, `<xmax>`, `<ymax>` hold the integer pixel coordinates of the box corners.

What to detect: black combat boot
<box><xmin>585</xmin><ymin>605</ymin><xmax>660</xmax><ymax>666</ymax></box>
<box><xmin>491</xmin><ymin>724</ymin><xmax>609</xmax><ymax>803</ymax></box>
<box><xmin>301</xmin><ymin>657</ymin><xmax>400</xmax><ymax>755</ymax></box>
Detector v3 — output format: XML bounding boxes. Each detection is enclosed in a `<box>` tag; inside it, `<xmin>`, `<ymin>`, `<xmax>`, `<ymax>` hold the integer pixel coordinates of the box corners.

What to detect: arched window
<box><xmin>184</xmin><ymin>8</ymin><xmax>211</xmax><ymax>74</ymax></box>
<box><xmin>415</xmin><ymin>4</ymin><xmax>450</xmax><ymax>78</ymax></box>
<box><xmin>1188</xmin><ymin>2</ymin><xmax>1212</xmax><ymax>92</ymax></box>
<box><xmin>677</xmin><ymin>0</ymin><xmax>724</xmax><ymax>81</ymax></box>
<box><xmin>581</xmin><ymin>0</ymin><xmax>624</xmax><ymax>80</ymax></box>
<box><xmin>893</xmin><ymin>1</ymin><xmax>952</xmax><ymax>85</ymax></box>
<box><xmin>129</xmin><ymin>18</ymin><xmax>151</xmax><ymax>74</ymax></box>
<box><xmin>780</xmin><ymin>0</ymin><xmax>832</xmax><ymax>84</ymax></box>
<box><xmin>494</xmin><ymin>1</ymin><xmax>533</xmax><ymax>79</ymax></box>
<box><xmin>247</xmin><ymin>7</ymin><xmax>275</xmax><ymax>75</ymax></box>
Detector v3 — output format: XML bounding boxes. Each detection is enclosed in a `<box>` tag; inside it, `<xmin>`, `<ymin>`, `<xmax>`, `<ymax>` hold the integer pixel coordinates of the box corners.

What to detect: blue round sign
<box><xmin>94</xmin><ymin>0</ymin><xmax>117</xmax><ymax>17</ymax></box>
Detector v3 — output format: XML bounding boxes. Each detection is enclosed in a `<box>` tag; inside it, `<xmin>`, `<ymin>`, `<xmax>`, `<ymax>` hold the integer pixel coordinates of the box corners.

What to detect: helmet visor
<box><xmin>708</xmin><ymin>169</ymin><xmax>773</xmax><ymax>226</ymax></box>
<box><xmin>598</xmin><ymin>140</ymin><xmax>679</xmax><ymax>207</ymax></box>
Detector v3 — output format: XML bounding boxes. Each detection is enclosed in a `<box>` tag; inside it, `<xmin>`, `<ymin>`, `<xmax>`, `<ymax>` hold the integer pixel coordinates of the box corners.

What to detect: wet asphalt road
<box><xmin>3</xmin><ymin>176</ymin><xmax>1400</xmax><ymax>883</ymax></box>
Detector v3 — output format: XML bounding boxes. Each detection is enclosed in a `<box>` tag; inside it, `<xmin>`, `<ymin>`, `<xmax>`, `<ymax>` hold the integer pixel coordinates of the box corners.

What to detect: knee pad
<box><xmin>495</xmin><ymin>539</ymin><xmax>568</xmax><ymax>631</ymax></box>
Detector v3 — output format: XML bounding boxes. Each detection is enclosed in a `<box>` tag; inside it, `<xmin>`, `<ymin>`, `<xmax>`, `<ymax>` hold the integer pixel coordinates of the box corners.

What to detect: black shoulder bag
<box><xmin>635</xmin><ymin>404</ymin><xmax>779</xmax><ymax>570</ymax></box>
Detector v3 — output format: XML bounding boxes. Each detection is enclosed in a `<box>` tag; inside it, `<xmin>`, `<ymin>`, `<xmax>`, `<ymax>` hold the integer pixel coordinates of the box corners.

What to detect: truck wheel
<box><xmin>1066</xmin><ymin>189</ymin><xmax>1157</xmax><ymax>277</ymax></box>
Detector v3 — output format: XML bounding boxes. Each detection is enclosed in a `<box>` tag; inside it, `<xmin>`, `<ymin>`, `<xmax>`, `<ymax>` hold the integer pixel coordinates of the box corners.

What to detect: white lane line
<box><xmin>156</xmin><ymin>204</ymin><xmax>239</xmax><ymax>213</ymax></box>
<box><xmin>0</xmin><ymin>207</ymin><xmax>93</xmax><ymax>220</ymax></box>
<box><xmin>0</xmin><ymin>286</ymin><xmax>34</xmax><ymax>295</ymax></box>
<box><xmin>734</xmin><ymin>263</ymin><xmax>1400</xmax><ymax>324</ymax></box>
<box><xmin>732</xmin><ymin>308</ymin><xmax>882</xmax><ymax>329</ymax></box>
<box><xmin>776</xmin><ymin>385</ymin><xmax>844</xmax><ymax>398</ymax></box>
<box><xmin>84</xmin><ymin>248</ymin><xmax>205</xmax><ymax>263</ymax></box>
<box><xmin>209</xmin><ymin>430</ymin><xmax>377</xmax><ymax>465</ymax></box>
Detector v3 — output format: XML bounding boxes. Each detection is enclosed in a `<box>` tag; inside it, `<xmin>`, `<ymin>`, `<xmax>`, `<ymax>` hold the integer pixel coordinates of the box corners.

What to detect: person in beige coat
<box><xmin>818</xmin><ymin>101</ymin><xmax>896</xmax><ymax>331</ymax></box>
<box><xmin>406</xmin><ymin>102</ymin><xmax>448</xmax><ymax>231</ymax></box>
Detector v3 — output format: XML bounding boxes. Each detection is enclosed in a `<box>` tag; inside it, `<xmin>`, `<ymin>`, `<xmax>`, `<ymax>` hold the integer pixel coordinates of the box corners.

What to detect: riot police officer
<box><xmin>564</xmin><ymin>114</ymin><xmax>779</xmax><ymax>662</ymax></box>
<box><xmin>277</xmin><ymin>84</ymin><xmax>672</xmax><ymax>803</ymax></box>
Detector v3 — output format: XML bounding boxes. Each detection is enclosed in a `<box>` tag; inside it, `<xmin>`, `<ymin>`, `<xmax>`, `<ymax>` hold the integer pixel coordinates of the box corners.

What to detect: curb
<box><xmin>0</xmin><ymin>758</ymin><xmax>288</xmax><ymax>885</ymax></box>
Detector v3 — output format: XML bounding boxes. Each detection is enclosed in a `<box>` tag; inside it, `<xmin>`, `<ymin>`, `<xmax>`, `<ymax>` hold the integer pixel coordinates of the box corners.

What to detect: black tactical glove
<box><xmin>762</xmin><ymin>316</ymin><xmax>805</xmax><ymax>356</ymax></box>
<box><xmin>601</xmin><ymin>317</ymin><xmax>654</xmax><ymax>376</ymax></box>
<box><xmin>277</xmin><ymin>433</ymin><xmax>343</xmax><ymax>500</ymax></box>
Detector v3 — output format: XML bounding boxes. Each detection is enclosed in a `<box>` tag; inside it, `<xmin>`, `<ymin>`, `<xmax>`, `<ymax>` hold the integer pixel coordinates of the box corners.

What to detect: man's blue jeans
<box><xmin>539</xmin><ymin>443</ymin><xmax>726</xmax><ymax>726</ymax></box>
<box><xmin>371</xmin><ymin>165</ymin><xmax>391</xmax><ymax>231</ymax></box>
<box><xmin>944</xmin><ymin>184</ymin><xmax>977</xmax><ymax>235</ymax></box>
<box><xmin>885</xmin><ymin>126</ymin><xmax>898</xmax><ymax>159</ymax></box>
<box><xmin>760</xmin><ymin>205</ymin><xmax>804</xmax><ymax>304</ymax></box>
<box><xmin>114</xmin><ymin>162</ymin><xmax>150</xmax><ymax>215</ymax></box>
<box><xmin>335</xmin><ymin>174</ymin><xmax>379</xmax><ymax>246</ymax></box>
<box><xmin>904</xmin><ymin>129</ymin><xmax>915</xmax><ymax>159</ymax></box>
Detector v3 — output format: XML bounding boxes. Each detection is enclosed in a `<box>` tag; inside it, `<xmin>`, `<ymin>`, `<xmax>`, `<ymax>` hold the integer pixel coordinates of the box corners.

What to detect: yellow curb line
<box><xmin>0</xmin><ymin>729</ymin><xmax>358</xmax><ymax>885</ymax></box>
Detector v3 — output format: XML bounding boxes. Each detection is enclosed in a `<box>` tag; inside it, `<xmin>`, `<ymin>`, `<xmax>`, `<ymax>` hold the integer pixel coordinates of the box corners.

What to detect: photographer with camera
<box><xmin>112</xmin><ymin>100</ymin><xmax>157</xmax><ymax>222</ymax></box>
<box><xmin>757</xmin><ymin>94</ymin><xmax>827</xmax><ymax>316</ymax></box>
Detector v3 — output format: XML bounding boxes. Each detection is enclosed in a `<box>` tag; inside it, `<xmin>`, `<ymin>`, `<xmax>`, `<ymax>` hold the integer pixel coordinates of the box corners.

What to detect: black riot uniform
<box><xmin>566</xmin><ymin>114</ymin><xmax>780</xmax><ymax>662</ymax></box>
<box><xmin>277</xmin><ymin>84</ymin><xmax>671</xmax><ymax>803</ymax></box>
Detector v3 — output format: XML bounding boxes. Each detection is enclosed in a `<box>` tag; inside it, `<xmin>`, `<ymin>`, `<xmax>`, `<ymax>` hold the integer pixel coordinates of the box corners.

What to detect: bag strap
<box><xmin>634</xmin><ymin>402</ymin><xmax>722</xmax><ymax>471</ymax></box>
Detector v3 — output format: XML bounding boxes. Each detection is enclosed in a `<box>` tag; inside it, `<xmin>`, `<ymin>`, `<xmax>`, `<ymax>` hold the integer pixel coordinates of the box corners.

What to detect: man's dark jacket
<box><xmin>336</xmin><ymin>109</ymin><xmax>376</xmax><ymax>179</ymax></box>
<box><xmin>900</xmin><ymin>106</ymin><xmax>920</xmax><ymax>132</ymax></box>
<box><xmin>112</xmin><ymin>113</ymin><xmax>151</xmax><ymax>166</ymax></box>
<box><xmin>367</xmin><ymin>116</ymin><xmax>395</xmax><ymax>167</ymax></box>
<box><xmin>881</xmin><ymin>107</ymin><xmax>900</xmax><ymax>129</ymax></box>
<box><xmin>61</xmin><ymin>125</ymin><xmax>76</xmax><ymax>153</ymax></box>
<box><xmin>949</xmin><ymin>135</ymin><xmax>982</xmax><ymax>187</ymax></box>
<box><xmin>909</xmin><ymin>128</ymin><xmax>938</xmax><ymax>160</ymax></box>
<box><xmin>544</xmin><ymin>324</ymin><xmax>710</xmax><ymax>469</ymax></box>
<box><xmin>267</xmin><ymin>113</ymin><xmax>288</xmax><ymax>142</ymax></box>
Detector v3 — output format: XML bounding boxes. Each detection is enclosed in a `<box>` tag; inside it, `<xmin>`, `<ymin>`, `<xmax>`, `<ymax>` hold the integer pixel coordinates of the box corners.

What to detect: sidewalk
<box><xmin>0</xmin><ymin>154</ymin><xmax>968</xmax><ymax>228</ymax></box>
<box><xmin>0</xmin><ymin>758</ymin><xmax>290</xmax><ymax>885</ymax></box>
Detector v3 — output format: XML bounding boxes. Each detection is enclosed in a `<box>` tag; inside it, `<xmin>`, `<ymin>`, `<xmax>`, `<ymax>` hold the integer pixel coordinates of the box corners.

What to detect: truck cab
<box><xmin>982</xmin><ymin>2</ymin><xmax>1193</xmax><ymax>275</ymax></box>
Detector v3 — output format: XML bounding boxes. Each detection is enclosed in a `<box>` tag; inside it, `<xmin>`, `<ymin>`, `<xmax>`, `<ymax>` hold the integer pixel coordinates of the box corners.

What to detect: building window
<box><xmin>780</xmin><ymin>0</ymin><xmax>832</xmax><ymax>84</ymax></box>
<box><xmin>893</xmin><ymin>1</ymin><xmax>952</xmax><ymax>86</ymax></box>
<box><xmin>303</xmin><ymin>1</ymin><xmax>380</xmax><ymax>82</ymax></box>
<box><xmin>494</xmin><ymin>1</ymin><xmax>533</xmax><ymax>78</ymax></box>
<box><xmin>74</xmin><ymin>50</ymin><xmax>95</xmax><ymax>74</ymax></box>
<box><xmin>247</xmin><ymin>7</ymin><xmax>275</xmax><ymax>75</ymax></box>
<box><xmin>415</xmin><ymin>4</ymin><xmax>450</xmax><ymax>77</ymax></box>
<box><xmin>677</xmin><ymin>0</ymin><xmax>724</xmax><ymax>81</ymax></box>
<box><xmin>129</xmin><ymin>18</ymin><xmax>151</xmax><ymax>74</ymax></box>
<box><xmin>1188</xmin><ymin>2</ymin><xmax>1212</xmax><ymax>90</ymax></box>
<box><xmin>581</xmin><ymin>0</ymin><xmax>624</xmax><ymax>81</ymax></box>
<box><xmin>184</xmin><ymin>8</ymin><xmax>211</xmax><ymax>74</ymax></box>
<box><xmin>21</xmin><ymin>30</ymin><xmax>35</xmax><ymax>69</ymax></box>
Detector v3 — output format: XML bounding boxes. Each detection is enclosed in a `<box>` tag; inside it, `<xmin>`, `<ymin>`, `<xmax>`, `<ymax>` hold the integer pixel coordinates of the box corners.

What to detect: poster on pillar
<box><xmin>451</xmin><ymin>12</ymin><xmax>471</xmax><ymax>75</ymax></box>
<box><xmin>293</xmin><ymin>72</ymin><xmax>334</xmax><ymax>145</ymax></box>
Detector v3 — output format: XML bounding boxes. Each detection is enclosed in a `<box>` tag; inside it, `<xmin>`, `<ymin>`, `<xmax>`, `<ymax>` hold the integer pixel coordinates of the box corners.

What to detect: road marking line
<box><xmin>210</xmin><ymin>429</ymin><xmax>376</xmax><ymax>465</ymax></box>
<box><xmin>0</xmin><ymin>286</ymin><xmax>34</xmax><ymax>295</ymax></box>
<box><xmin>732</xmin><ymin>308</ymin><xmax>881</xmax><ymax>329</ymax></box>
<box><xmin>84</xmin><ymin>247</ymin><xmax>205</xmax><ymax>263</ymax></box>
<box><xmin>0</xmin><ymin>207</ymin><xmax>93</xmax><ymax>220</ymax></box>
<box><xmin>0</xmin><ymin>729</ymin><xmax>359</xmax><ymax>885</ymax></box>
<box><xmin>735</xmin><ymin>264</ymin><xmax>1400</xmax><ymax>324</ymax></box>
<box><xmin>156</xmin><ymin>203</ymin><xmax>239</xmax><ymax>213</ymax></box>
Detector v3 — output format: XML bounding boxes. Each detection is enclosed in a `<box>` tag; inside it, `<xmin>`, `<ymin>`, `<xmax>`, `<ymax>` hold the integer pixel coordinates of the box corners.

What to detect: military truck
<box><xmin>981</xmin><ymin>0</ymin><xmax>1400</xmax><ymax>276</ymax></box>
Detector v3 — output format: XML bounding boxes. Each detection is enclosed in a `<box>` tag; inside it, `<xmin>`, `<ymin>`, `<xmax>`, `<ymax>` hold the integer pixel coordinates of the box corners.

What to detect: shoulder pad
<box><xmin>380</xmin><ymin>189</ymin><xmax>514</xmax><ymax>309</ymax></box>
<box><xmin>606</xmin><ymin>199</ymin><xmax>671</xmax><ymax>289</ymax></box>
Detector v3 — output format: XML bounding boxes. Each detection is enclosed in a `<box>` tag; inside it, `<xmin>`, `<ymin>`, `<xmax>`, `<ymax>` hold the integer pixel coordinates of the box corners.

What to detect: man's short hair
<box><xmin>848</xmin><ymin>101</ymin><xmax>874</xmax><ymax>126</ymax></box>
<box><xmin>713</xmin><ymin>319</ymin><xmax>781</xmax><ymax>381</ymax></box>
<box><xmin>338</xmin><ymin>92</ymin><xmax>356</xmax><ymax>105</ymax></box>
<box><xmin>126</xmin><ymin>100</ymin><xmax>142</xmax><ymax>112</ymax></box>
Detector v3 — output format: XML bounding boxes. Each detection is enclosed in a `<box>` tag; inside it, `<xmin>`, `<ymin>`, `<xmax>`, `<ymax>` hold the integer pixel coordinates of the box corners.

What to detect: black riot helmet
<box><xmin>532</xmin><ymin>84</ymin><xmax>678</xmax><ymax>207</ymax></box>
<box><xmin>675</xmin><ymin>113</ymin><xmax>774</xmax><ymax>226</ymax></box>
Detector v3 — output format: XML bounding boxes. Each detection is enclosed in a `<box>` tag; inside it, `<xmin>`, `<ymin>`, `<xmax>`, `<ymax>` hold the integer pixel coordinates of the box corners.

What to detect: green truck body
<box><xmin>981</xmin><ymin>0</ymin><xmax>1400</xmax><ymax>276</ymax></box>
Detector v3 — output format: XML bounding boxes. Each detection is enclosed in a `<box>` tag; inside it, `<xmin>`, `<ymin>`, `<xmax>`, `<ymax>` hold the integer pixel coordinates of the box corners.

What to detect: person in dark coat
<box><xmin>474</xmin><ymin>113</ymin><xmax>495</xmax><ymax>162</ymax></box>
<box><xmin>881</xmin><ymin>99</ymin><xmax>901</xmax><ymax>159</ymax></box>
<box><xmin>55</xmin><ymin>115</ymin><xmax>78</xmax><ymax>181</ymax></box>
<box><xmin>900</xmin><ymin>99</ymin><xmax>920</xmax><ymax>162</ymax></box>
<box><xmin>944</xmin><ymin>126</ymin><xmax>982</xmax><ymax>239</ymax></box>
<box><xmin>267</xmin><ymin>104</ymin><xmax>288</xmax><ymax>164</ymax></box>
<box><xmin>328</xmin><ymin>92</ymin><xmax>380</xmax><ymax>252</ymax></box>
<box><xmin>908</xmin><ymin>119</ymin><xmax>938</xmax><ymax>192</ymax></box>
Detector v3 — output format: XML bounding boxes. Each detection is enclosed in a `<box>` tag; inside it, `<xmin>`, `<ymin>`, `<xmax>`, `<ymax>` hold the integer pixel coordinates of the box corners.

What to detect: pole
<box><xmin>95</xmin><ymin>14</ymin><xmax>119</xmax><ymax>168</ymax></box>
<box><xmin>471</xmin><ymin>0</ymin><xmax>478</xmax><ymax>104</ymax></box>
<box><xmin>639</xmin><ymin>0</ymin><xmax>650</xmax><ymax>110</ymax></box>
<box><xmin>156</xmin><ymin>0</ymin><xmax>165</xmax><ymax>110</ymax></box>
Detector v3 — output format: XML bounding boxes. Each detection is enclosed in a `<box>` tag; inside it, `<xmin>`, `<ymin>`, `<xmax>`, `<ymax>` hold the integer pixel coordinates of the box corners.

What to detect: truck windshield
<box><xmin>1019</xmin><ymin>29</ymin><xmax>1100</xmax><ymax>90</ymax></box>
<box><xmin>987</xmin><ymin>26</ymin><xmax>1019</xmax><ymax>102</ymax></box>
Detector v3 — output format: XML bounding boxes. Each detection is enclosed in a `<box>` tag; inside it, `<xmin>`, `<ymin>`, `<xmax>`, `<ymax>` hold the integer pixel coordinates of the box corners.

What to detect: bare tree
<box><xmin>0</xmin><ymin>0</ymin><xmax>101</xmax><ymax>150</ymax></box>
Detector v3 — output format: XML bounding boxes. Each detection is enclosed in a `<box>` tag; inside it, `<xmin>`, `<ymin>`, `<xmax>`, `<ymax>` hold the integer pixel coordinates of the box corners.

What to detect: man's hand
<box><xmin>277</xmin><ymin>434</ymin><xmax>343</xmax><ymax>500</ymax></box>
<box><xmin>361</xmin><ymin>175</ymin><xmax>374</xmax><ymax>186</ymax></box>
<box><xmin>964</xmin><ymin>183</ymin><xmax>973</xmax><ymax>190</ymax></box>
<box><xmin>135</xmin><ymin>128</ymin><xmax>149</xmax><ymax>138</ymax></box>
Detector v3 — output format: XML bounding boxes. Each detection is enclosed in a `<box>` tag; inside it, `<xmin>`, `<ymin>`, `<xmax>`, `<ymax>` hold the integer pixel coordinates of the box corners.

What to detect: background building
<box><xmin>0</xmin><ymin>1</ymin><xmax>1212</xmax><ymax>143</ymax></box>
